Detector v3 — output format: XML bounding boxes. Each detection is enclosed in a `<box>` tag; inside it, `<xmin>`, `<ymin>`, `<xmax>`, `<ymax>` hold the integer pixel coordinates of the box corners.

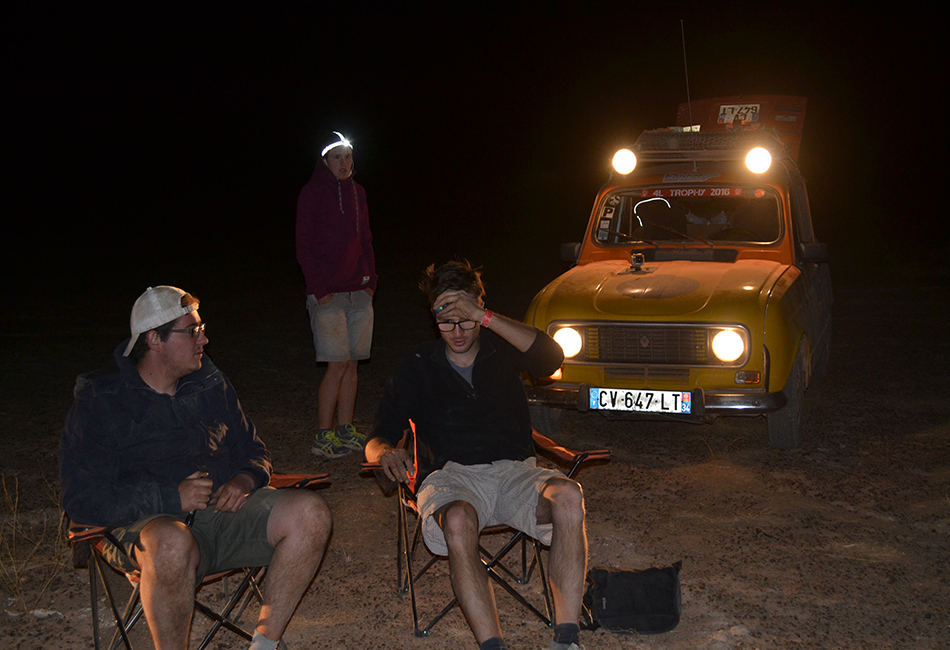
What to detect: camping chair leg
<box><xmin>419</xmin><ymin>595</ymin><xmax>460</xmax><ymax>637</ymax></box>
<box><xmin>532</xmin><ymin>538</ymin><xmax>554</xmax><ymax>622</ymax></box>
<box><xmin>481</xmin><ymin>532</ymin><xmax>552</xmax><ymax>627</ymax></box>
<box><xmin>194</xmin><ymin>568</ymin><xmax>260</xmax><ymax>650</ymax></box>
<box><xmin>486</xmin><ymin>565</ymin><xmax>551</xmax><ymax>627</ymax></box>
<box><xmin>403</xmin><ymin>494</ymin><xmax>429</xmax><ymax>636</ymax></box>
<box><xmin>397</xmin><ymin>492</ymin><xmax>410</xmax><ymax>595</ymax></box>
<box><xmin>91</xmin><ymin>552</ymin><xmax>137</xmax><ymax>650</ymax></box>
<box><xmin>89</xmin><ymin>553</ymin><xmax>140</xmax><ymax>650</ymax></box>
<box><xmin>225</xmin><ymin>567</ymin><xmax>270</xmax><ymax>629</ymax></box>
<box><xmin>89</xmin><ymin>560</ymin><xmax>101</xmax><ymax>650</ymax></box>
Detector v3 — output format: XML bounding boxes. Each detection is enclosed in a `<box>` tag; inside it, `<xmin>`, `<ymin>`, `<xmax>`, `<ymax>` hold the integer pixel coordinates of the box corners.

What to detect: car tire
<box><xmin>767</xmin><ymin>344</ymin><xmax>805</xmax><ymax>449</ymax></box>
<box><xmin>813</xmin><ymin>331</ymin><xmax>831</xmax><ymax>378</ymax></box>
<box><xmin>530</xmin><ymin>405</ymin><xmax>566</xmax><ymax>437</ymax></box>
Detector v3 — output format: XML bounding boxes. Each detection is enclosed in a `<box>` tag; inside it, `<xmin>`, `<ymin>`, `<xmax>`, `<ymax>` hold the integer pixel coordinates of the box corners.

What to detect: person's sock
<box><xmin>479</xmin><ymin>637</ymin><xmax>508</xmax><ymax>650</ymax></box>
<box><xmin>247</xmin><ymin>630</ymin><xmax>279</xmax><ymax>650</ymax></box>
<box><xmin>553</xmin><ymin>622</ymin><xmax>580</xmax><ymax>645</ymax></box>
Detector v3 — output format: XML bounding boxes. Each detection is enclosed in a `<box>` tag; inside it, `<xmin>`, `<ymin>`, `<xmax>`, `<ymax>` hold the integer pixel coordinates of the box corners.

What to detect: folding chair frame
<box><xmin>68</xmin><ymin>473</ymin><xmax>328</xmax><ymax>650</ymax></box>
<box><xmin>366</xmin><ymin>428</ymin><xmax>610</xmax><ymax>637</ymax></box>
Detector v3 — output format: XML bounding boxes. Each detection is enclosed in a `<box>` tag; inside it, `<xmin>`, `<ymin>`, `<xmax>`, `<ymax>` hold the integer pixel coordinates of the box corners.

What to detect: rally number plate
<box><xmin>589</xmin><ymin>387</ymin><xmax>692</xmax><ymax>413</ymax></box>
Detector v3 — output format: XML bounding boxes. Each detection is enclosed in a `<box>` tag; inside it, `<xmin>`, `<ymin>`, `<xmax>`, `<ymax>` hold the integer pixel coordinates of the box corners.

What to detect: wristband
<box><xmin>481</xmin><ymin>310</ymin><xmax>493</xmax><ymax>328</ymax></box>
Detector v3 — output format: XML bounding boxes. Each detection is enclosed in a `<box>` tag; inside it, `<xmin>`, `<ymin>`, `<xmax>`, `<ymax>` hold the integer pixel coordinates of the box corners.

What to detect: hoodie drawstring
<box><xmin>337</xmin><ymin>179</ymin><xmax>361</xmax><ymax>236</ymax></box>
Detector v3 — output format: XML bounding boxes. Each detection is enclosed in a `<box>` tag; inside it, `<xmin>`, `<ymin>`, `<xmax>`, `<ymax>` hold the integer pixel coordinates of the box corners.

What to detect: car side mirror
<box><xmin>799</xmin><ymin>241</ymin><xmax>829</xmax><ymax>263</ymax></box>
<box><xmin>561</xmin><ymin>242</ymin><xmax>580</xmax><ymax>262</ymax></box>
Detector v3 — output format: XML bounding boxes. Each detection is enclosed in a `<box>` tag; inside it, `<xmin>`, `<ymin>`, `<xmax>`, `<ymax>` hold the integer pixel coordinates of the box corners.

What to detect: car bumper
<box><xmin>525</xmin><ymin>384</ymin><xmax>787</xmax><ymax>418</ymax></box>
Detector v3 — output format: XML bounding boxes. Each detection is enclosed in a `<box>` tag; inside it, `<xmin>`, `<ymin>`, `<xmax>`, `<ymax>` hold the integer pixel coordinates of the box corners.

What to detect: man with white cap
<box><xmin>60</xmin><ymin>286</ymin><xmax>331</xmax><ymax>650</ymax></box>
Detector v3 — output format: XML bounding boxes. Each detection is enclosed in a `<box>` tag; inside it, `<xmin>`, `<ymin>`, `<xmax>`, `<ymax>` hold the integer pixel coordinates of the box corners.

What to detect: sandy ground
<box><xmin>2</xmin><ymin>262</ymin><xmax>949</xmax><ymax>649</ymax></box>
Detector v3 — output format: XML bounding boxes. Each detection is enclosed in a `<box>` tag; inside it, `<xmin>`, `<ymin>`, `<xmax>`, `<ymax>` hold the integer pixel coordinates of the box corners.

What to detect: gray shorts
<box><xmin>416</xmin><ymin>458</ymin><xmax>564</xmax><ymax>556</ymax></box>
<box><xmin>306</xmin><ymin>291</ymin><xmax>374</xmax><ymax>362</ymax></box>
<box><xmin>104</xmin><ymin>486</ymin><xmax>283</xmax><ymax>580</ymax></box>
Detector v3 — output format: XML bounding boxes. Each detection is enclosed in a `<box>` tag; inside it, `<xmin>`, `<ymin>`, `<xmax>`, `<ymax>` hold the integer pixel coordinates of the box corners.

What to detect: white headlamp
<box><xmin>321</xmin><ymin>131</ymin><xmax>353</xmax><ymax>157</ymax></box>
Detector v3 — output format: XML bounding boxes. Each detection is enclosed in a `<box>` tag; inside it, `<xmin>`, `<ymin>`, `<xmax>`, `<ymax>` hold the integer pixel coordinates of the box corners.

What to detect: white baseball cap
<box><xmin>123</xmin><ymin>286</ymin><xmax>198</xmax><ymax>356</ymax></box>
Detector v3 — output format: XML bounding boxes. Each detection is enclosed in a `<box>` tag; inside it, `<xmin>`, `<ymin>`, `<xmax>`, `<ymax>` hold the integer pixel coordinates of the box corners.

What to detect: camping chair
<box><xmin>67</xmin><ymin>473</ymin><xmax>329</xmax><ymax>650</ymax></box>
<box><xmin>362</xmin><ymin>425</ymin><xmax>610</xmax><ymax>637</ymax></box>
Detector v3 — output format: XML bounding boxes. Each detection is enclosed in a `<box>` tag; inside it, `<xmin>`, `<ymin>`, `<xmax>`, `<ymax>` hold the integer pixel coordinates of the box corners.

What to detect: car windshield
<box><xmin>594</xmin><ymin>186</ymin><xmax>782</xmax><ymax>246</ymax></box>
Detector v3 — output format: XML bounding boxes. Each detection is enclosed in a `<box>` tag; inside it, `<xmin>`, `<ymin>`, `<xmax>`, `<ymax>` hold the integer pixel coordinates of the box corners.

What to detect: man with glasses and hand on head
<box><xmin>60</xmin><ymin>286</ymin><xmax>331</xmax><ymax>650</ymax></box>
<box><xmin>365</xmin><ymin>261</ymin><xmax>590</xmax><ymax>650</ymax></box>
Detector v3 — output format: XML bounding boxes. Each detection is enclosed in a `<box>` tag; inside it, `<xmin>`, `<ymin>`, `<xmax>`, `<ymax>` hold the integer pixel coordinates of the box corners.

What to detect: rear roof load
<box><xmin>676</xmin><ymin>95</ymin><xmax>807</xmax><ymax>161</ymax></box>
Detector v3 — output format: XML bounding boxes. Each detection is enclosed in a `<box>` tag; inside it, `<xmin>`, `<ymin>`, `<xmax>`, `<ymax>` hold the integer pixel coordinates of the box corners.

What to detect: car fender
<box><xmin>762</xmin><ymin>264</ymin><xmax>809</xmax><ymax>393</ymax></box>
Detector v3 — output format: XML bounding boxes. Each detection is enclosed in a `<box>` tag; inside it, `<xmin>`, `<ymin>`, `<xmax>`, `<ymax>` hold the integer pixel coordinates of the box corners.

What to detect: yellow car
<box><xmin>524</xmin><ymin>96</ymin><xmax>832</xmax><ymax>448</ymax></box>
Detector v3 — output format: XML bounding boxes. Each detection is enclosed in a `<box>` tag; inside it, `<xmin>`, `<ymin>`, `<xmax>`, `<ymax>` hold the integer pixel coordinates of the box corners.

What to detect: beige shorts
<box><xmin>306</xmin><ymin>291</ymin><xmax>374</xmax><ymax>362</ymax></box>
<box><xmin>416</xmin><ymin>458</ymin><xmax>564</xmax><ymax>556</ymax></box>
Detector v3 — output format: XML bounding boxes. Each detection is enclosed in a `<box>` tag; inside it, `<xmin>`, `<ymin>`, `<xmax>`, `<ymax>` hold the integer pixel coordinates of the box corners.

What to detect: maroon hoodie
<box><xmin>296</xmin><ymin>162</ymin><xmax>378</xmax><ymax>299</ymax></box>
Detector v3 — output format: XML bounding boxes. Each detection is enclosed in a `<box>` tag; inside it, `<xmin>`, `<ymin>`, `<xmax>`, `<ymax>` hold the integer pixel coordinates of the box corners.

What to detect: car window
<box><xmin>594</xmin><ymin>187</ymin><xmax>783</xmax><ymax>246</ymax></box>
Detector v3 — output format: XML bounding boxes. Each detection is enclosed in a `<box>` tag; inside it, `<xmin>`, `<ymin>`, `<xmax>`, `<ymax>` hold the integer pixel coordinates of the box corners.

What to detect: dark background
<box><xmin>6</xmin><ymin>2</ymin><xmax>947</xmax><ymax>317</ymax></box>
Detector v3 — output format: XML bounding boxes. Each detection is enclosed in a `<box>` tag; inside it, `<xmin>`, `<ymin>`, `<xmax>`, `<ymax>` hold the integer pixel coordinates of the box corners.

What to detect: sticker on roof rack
<box><xmin>663</xmin><ymin>172</ymin><xmax>721</xmax><ymax>183</ymax></box>
<box><xmin>718</xmin><ymin>103</ymin><xmax>760</xmax><ymax>124</ymax></box>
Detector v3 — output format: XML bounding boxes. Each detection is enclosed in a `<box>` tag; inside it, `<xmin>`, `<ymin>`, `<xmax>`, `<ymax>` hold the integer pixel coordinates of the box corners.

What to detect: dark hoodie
<box><xmin>296</xmin><ymin>162</ymin><xmax>378</xmax><ymax>299</ymax></box>
<box><xmin>60</xmin><ymin>343</ymin><xmax>272</xmax><ymax>528</ymax></box>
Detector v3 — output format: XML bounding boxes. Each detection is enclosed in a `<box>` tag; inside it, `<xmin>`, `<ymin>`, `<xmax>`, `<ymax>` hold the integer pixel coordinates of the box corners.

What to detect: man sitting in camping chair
<box><xmin>60</xmin><ymin>286</ymin><xmax>331</xmax><ymax>650</ymax></box>
<box><xmin>366</xmin><ymin>261</ymin><xmax>588</xmax><ymax>650</ymax></box>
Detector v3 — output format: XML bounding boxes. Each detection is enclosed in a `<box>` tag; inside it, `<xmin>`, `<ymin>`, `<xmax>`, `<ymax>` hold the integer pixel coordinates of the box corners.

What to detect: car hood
<box><xmin>532</xmin><ymin>259</ymin><xmax>791</xmax><ymax>321</ymax></box>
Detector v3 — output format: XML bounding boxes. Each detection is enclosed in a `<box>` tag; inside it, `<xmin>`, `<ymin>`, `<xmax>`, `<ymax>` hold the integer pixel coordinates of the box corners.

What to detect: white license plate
<box><xmin>589</xmin><ymin>388</ymin><xmax>692</xmax><ymax>413</ymax></box>
<box><xmin>717</xmin><ymin>103</ymin><xmax>760</xmax><ymax>124</ymax></box>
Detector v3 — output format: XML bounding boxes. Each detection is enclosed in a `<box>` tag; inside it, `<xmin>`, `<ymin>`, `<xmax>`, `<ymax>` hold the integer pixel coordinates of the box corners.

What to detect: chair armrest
<box><xmin>531</xmin><ymin>429</ymin><xmax>611</xmax><ymax>478</ymax></box>
<box><xmin>270</xmin><ymin>473</ymin><xmax>330</xmax><ymax>489</ymax></box>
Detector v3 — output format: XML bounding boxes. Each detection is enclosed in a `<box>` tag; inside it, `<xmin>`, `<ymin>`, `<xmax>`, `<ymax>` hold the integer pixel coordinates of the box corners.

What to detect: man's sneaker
<box><xmin>550</xmin><ymin>642</ymin><xmax>585</xmax><ymax>650</ymax></box>
<box><xmin>336</xmin><ymin>423</ymin><xmax>367</xmax><ymax>451</ymax></box>
<box><xmin>311</xmin><ymin>428</ymin><xmax>352</xmax><ymax>458</ymax></box>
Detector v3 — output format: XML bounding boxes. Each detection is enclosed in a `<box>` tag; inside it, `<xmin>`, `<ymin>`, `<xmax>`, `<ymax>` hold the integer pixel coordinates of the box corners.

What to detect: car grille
<box><xmin>579</xmin><ymin>325</ymin><xmax>710</xmax><ymax>365</ymax></box>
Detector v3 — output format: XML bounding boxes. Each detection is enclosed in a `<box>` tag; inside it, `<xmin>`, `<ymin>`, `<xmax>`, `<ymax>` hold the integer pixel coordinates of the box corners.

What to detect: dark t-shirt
<box><xmin>372</xmin><ymin>329</ymin><xmax>563</xmax><ymax>484</ymax></box>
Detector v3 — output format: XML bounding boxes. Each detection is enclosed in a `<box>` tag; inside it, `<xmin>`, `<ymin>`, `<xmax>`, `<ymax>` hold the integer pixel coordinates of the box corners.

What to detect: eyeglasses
<box><xmin>169</xmin><ymin>322</ymin><xmax>206</xmax><ymax>338</ymax></box>
<box><xmin>436</xmin><ymin>319</ymin><xmax>477</xmax><ymax>332</ymax></box>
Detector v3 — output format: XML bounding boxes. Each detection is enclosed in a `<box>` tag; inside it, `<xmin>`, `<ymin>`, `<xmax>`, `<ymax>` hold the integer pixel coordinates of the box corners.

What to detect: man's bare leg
<box><xmin>335</xmin><ymin>360</ymin><xmax>358</xmax><ymax>425</ymax></box>
<box><xmin>256</xmin><ymin>489</ymin><xmax>332</xmax><ymax>640</ymax></box>
<box><xmin>318</xmin><ymin>360</ymin><xmax>358</xmax><ymax>429</ymax></box>
<box><xmin>537</xmin><ymin>477</ymin><xmax>587</xmax><ymax>625</ymax></box>
<box><xmin>137</xmin><ymin>518</ymin><xmax>201</xmax><ymax>650</ymax></box>
<box><xmin>439</xmin><ymin>501</ymin><xmax>503</xmax><ymax>644</ymax></box>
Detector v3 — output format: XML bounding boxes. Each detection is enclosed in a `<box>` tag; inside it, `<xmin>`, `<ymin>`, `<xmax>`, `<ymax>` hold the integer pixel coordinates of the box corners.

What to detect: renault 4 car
<box><xmin>524</xmin><ymin>95</ymin><xmax>831</xmax><ymax>448</ymax></box>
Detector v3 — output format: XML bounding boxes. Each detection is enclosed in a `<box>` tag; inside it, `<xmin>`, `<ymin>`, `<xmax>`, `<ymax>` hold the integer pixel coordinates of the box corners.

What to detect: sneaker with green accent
<box><xmin>336</xmin><ymin>423</ymin><xmax>367</xmax><ymax>451</ymax></box>
<box><xmin>311</xmin><ymin>428</ymin><xmax>352</xmax><ymax>458</ymax></box>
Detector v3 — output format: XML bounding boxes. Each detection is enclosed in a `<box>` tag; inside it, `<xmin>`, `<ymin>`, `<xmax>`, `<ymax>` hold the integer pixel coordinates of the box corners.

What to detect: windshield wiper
<box><xmin>605</xmin><ymin>230</ymin><xmax>659</xmax><ymax>247</ymax></box>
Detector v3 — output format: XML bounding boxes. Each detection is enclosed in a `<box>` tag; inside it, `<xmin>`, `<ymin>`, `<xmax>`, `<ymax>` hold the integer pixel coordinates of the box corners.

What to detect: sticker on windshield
<box><xmin>640</xmin><ymin>187</ymin><xmax>743</xmax><ymax>198</ymax></box>
<box><xmin>662</xmin><ymin>172</ymin><xmax>720</xmax><ymax>183</ymax></box>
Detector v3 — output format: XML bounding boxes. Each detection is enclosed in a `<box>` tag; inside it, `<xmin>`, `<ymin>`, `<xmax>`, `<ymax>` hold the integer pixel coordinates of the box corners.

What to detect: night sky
<box><xmin>7</xmin><ymin>3</ymin><xmax>945</xmax><ymax>308</ymax></box>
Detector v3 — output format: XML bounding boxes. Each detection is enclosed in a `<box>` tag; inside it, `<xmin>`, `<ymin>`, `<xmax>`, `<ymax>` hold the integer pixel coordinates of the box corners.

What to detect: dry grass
<box><xmin>0</xmin><ymin>473</ymin><xmax>70</xmax><ymax>614</ymax></box>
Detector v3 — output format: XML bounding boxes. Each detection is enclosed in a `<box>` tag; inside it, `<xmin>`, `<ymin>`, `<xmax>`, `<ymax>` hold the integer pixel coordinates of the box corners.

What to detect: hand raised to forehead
<box><xmin>433</xmin><ymin>290</ymin><xmax>483</xmax><ymax>321</ymax></box>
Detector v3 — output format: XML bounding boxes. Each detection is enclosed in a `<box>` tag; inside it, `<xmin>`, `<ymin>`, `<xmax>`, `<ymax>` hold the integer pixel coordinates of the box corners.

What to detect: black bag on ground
<box><xmin>581</xmin><ymin>561</ymin><xmax>682</xmax><ymax>634</ymax></box>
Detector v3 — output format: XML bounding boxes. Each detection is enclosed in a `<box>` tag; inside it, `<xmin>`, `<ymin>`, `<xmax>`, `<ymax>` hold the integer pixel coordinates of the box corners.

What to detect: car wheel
<box><xmin>767</xmin><ymin>344</ymin><xmax>805</xmax><ymax>449</ymax></box>
<box><xmin>530</xmin><ymin>405</ymin><xmax>566</xmax><ymax>437</ymax></box>
<box><xmin>813</xmin><ymin>331</ymin><xmax>831</xmax><ymax>378</ymax></box>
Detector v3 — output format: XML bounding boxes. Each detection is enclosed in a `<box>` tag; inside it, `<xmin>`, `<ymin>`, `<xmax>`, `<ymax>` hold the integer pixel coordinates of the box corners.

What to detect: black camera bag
<box><xmin>581</xmin><ymin>561</ymin><xmax>682</xmax><ymax>634</ymax></box>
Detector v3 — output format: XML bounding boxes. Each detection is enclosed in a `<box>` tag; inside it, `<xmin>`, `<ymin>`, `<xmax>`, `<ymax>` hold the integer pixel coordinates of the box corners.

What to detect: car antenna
<box><xmin>680</xmin><ymin>19</ymin><xmax>698</xmax><ymax>171</ymax></box>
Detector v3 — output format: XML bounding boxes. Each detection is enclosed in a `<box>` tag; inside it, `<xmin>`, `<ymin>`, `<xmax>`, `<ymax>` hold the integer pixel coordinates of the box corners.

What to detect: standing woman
<box><xmin>296</xmin><ymin>131</ymin><xmax>377</xmax><ymax>458</ymax></box>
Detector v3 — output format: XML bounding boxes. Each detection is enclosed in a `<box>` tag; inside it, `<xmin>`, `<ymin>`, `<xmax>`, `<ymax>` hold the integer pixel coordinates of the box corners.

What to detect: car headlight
<box><xmin>745</xmin><ymin>147</ymin><xmax>771</xmax><ymax>173</ymax></box>
<box><xmin>612</xmin><ymin>149</ymin><xmax>637</xmax><ymax>174</ymax></box>
<box><xmin>553</xmin><ymin>327</ymin><xmax>583</xmax><ymax>358</ymax></box>
<box><xmin>711</xmin><ymin>329</ymin><xmax>745</xmax><ymax>362</ymax></box>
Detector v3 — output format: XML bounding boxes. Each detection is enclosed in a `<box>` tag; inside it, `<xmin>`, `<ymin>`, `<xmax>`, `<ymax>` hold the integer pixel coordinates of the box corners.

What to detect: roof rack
<box><xmin>633</xmin><ymin>128</ymin><xmax>789</xmax><ymax>163</ymax></box>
